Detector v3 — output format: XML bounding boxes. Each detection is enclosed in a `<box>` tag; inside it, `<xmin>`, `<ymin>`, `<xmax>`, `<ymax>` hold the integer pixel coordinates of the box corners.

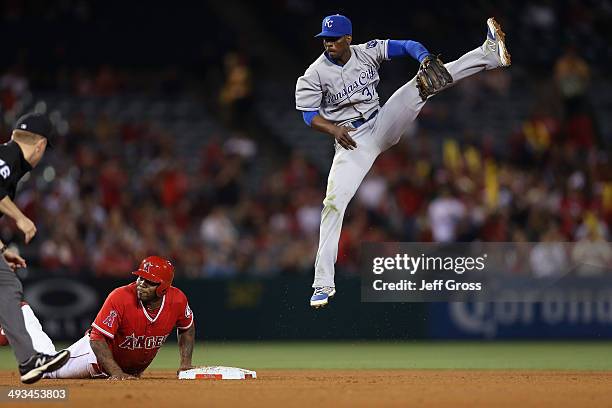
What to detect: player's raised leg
<box><xmin>312</xmin><ymin>127</ymin><xmax>380</xmax><ymax>307</ymax></box>
<box><xmin>444</xmin><ymin>17</ymin><xmax>510</xmax><ymax>83</ymax></box>
<box><xmin>375</xmin><ymin>17</ymin><xmax>511</xmax><ymax>151</ymax></box>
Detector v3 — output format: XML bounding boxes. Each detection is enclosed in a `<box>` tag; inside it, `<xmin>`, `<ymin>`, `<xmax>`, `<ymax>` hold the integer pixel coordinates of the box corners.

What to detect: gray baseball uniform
<box><xmin>296</xmin><ymin>37</ymin><xmax>505</xmax><ymax>289</ymax></box>
<box><xmin>296</xmin><ymin>40</ymin><xmax>388</xmax><ymax>126</ymax></box>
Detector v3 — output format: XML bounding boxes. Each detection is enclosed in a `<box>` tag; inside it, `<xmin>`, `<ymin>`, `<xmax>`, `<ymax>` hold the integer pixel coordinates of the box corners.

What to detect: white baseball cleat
<box><xmin>310</xmin><ymin>287</ymin><xmax>336</xmax><ymax>308</ymax></box>
<box><xmin>485</xmin><ymin>17</ymin><xmax>511</xmax><ymax>67</ymax></box>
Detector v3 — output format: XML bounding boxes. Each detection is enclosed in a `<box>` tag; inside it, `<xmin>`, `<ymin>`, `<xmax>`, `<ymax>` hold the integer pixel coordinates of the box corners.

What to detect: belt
<box><xmin>350</xmin><ymin>110</ymin><xmax>378</xmax><ymax>128</ymax></box>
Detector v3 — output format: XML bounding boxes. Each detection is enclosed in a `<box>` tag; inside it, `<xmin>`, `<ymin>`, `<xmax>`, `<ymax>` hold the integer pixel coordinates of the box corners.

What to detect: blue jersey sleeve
<box><xmin>388</xmin><ymin>40</ymin><xmax>430</xmax><ymax>62</ymax></box>
<box><xmin>302</xmin><ymin>111</ymin><xmax>319</xmax><ymax>127</ymax></box>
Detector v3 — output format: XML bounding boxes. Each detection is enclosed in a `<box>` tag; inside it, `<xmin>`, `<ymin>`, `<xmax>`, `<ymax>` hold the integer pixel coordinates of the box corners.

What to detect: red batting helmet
<box><xmin>132</xmin><ymin>256</ymin><xmax>175</xmax><ymax>297</ymax></box>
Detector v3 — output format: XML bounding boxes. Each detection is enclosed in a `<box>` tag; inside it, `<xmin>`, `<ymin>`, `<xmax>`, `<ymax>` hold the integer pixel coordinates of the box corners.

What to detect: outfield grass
<box><xmin>2</xmin><ymin>342</ymin><xmax>612</xmax><ymax>371</ymax></box>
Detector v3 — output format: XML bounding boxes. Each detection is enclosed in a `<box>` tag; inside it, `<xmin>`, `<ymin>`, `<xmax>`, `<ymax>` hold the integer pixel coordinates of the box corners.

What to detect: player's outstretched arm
<box><xmin>311</xmin><ymin>115</ymin><xmax>357</xmax><ymax>150</ymax></box>
<box><xmin>90</xmin><ymin>339</ymin><xmax>137</xmax><ymax>380</ymax></box>
<box><xmin>177</xmin><ymin>325</ymin><xmax>195</xmax><ymax>373</ymax></box>
<box><xmin>387</xmin><ymin>40</ymin><xmax>430</xmax><ymax>62</ymax></box>
<box><xmin>0</xmin><ymin>196</ymin><xmax>36</xmax><ymax>243</ymax></box>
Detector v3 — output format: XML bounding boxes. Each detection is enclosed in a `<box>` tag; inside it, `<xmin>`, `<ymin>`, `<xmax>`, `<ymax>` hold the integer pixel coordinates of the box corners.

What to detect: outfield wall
<box><xmin>21</xmin><ymin>276</ymin><xmax>612</xmax><ymax>340</ymax></box>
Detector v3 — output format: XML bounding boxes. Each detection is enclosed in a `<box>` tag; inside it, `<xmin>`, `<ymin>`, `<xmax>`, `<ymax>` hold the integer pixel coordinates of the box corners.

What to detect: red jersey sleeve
<box><xmin>91</xmin><ymin>289</ymin><xmax>123</xmax><ymax>339</ymax></box>
<box><xmin>175</xmin><ymin>290</ymin><xmax>194</xmax><ymax>331</ymax></box>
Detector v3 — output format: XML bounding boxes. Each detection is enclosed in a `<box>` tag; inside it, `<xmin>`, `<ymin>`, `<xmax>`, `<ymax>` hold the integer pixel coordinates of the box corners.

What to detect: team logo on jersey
<box><xmin>119</xmin><ymin>332</ymin><xmax>169</xmax><ymax>350</ymax></box>
<box><xmin>103</xmin><ymin>310</ymin><xmax>118</xmax><ymax>328</ymax></box>
<box><xmin>366</xmin><ymin>40</ymin><xmax>378</xmax><ymax>49</ymax></box>
<box><xmin>185</xmin><ymin>304</ymin><xmax>192</xmax><ymax>319</ymax></box>
<box><xmin>325</xmin><ymin>18</ymin><xmax>333</xmax><ymax>28</ymax></box>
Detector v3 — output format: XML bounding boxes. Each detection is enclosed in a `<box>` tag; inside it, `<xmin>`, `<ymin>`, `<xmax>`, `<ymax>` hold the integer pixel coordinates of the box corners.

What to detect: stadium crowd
<box><xmin>0</xmin><ymin>1</ymin><xmax>609</xmax><ymax>279</ymax></box>
<box><xmin>0</xmin><ymin>88</ymin><xmax>608</xmax><ymax>279</ymax></box>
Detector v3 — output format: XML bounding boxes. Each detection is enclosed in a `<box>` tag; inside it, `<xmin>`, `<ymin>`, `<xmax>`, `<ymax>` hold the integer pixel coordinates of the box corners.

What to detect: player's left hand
<box><xmin>3</xmin><ymin>248</ymin><xmax>26</xmax><ymax>271</ymax></box>
<box><xmin>416</xmin><ymin>54</ymin><xmax>453</xmax><ymax>101</ymax></box>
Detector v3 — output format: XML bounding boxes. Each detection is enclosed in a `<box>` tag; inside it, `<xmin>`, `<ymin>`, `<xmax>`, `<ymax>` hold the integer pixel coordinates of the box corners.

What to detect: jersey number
<box><xmin>0</xmin><ymin>160</ymin><xmax>11</xmax><ymax>179</ymax></box>
<box><xmin>362</xmin><ymin>87</ymin><xmax>373</xmax><ymax>101</ymax></box>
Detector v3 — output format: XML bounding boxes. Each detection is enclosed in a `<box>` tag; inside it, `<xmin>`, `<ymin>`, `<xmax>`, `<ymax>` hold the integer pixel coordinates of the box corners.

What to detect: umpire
<box><xmin>0</xmin><ymin>112</ymin><xmax>69</xmax><ymax>384</ymax></box>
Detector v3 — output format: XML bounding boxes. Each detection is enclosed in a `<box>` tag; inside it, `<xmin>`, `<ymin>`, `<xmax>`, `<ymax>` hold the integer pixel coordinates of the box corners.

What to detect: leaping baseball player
<box><xmin>295</xmin><ymin>15</ymin><xmax>511</xmax><ymax>307</ymax></box>
<box><xmin>0</xmin><ymin>256</ymin><xmax>195</xmax><ymax>379</ymax></box>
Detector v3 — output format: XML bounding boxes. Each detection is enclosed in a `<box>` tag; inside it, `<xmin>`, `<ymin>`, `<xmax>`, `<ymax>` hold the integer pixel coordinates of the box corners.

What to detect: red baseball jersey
<box><xmin>90</xmin><ymin>282</ymin><xmax>194</xmax><ymax>376</ymax></box>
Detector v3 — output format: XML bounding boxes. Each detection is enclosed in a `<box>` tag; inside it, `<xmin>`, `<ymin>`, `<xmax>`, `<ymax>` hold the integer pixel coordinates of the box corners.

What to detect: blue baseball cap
<box><xmin>315</xmin><ymin>14</ymin><xmax>352</xmax><ymax>38</ymax></box>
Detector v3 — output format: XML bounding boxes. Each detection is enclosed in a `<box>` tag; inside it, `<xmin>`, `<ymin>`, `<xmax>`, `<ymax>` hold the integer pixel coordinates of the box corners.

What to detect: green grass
<box><xmin>2</xmin><ymin>342</ymin><xmax>612</xmax><ymax>371</ymax></box>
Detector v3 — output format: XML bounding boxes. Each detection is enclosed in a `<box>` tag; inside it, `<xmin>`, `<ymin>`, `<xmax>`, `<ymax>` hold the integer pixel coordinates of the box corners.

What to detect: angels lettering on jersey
<box><xmin>119</xmin><ymin>333</ymin><xmax>169</xmax><ymax>350</ymax></box>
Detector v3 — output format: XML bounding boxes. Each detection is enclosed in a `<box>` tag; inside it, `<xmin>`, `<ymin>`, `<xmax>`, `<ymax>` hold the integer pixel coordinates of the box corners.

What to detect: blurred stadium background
<box><xmin>0</xmin><ymin>0</ymin><xmax>610</xmax><ymax>347</ymax></box>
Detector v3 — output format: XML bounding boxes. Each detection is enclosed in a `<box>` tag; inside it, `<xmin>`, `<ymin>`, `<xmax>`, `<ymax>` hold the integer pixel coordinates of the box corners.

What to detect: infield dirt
<box><xmin>0</xmin><ymin>370</ymin><xmax>610</xmax><ymax>407</ymax></box>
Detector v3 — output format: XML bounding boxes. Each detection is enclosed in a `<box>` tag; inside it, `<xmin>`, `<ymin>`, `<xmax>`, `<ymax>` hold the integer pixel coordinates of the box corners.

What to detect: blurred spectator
<box><xmin>504</xmin><ymin>229</ymin><xmax>532</xmax><ymax>275</ymax></box>
<box><xmin>200</xmin><ymin>207</ymin><xmax>238</xmax><ymax>248</ymax></box>
<box><xmin>283</xmin><ymin>153</ymin><xmax>319</xmax><ymax>189</ymax></box>
<box><xmin>529</xmin><ymin>223</ymin><xmax>569</xmax><ymax>278</ymax></box>
<box><xmin>295</xmin><ymin>189</ymin><xmax>322</xmax><ymax>236</ymax></box>
<box><xmin>0</xmin><ymin>65</ymin><xmax>28</xmax><ymax>111</ymax></box>
<box><xmin>428</xmin><ymin>187</ymin><xmax>466</xmax><ymax>242</ymax></box>
<box><xmin>93</xmin><ymin>239</ymin><xmax>135</xmax><ymax>278</ymax></box>
<box><xmin>219</xmin><ymin>52</ymin><xmax>253</xmax><ymax>128</ymax></box>
<box><xmin>357</xmin><ymin>170</ymin><xmax>388</xmax><ymax>212</ymax></box>
<box><xmin>554</xmin><ymin>46</ymin><xmax>590</xmax><ymax>115</ymax></box>
<box><xmin>224</xmin><ymin>132</ymin><xmax>257</xmax><ymax>160</ymax></box>
<box><xmin>571</xmin><ymin>215</ymin><xmax>611</xmax><ymax>276</ymax></box>
<box><xmin>160</xmin><ymin>165</ymin><xmax>189</xmax><ymax>208</ymax></box>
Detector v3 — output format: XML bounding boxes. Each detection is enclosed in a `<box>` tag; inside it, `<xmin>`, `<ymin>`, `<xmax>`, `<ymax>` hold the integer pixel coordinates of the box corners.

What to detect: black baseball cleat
<box><xmin>19</xmin><ymin>350</ymin><xmax>70</xmax><ymax>384</ymax></box>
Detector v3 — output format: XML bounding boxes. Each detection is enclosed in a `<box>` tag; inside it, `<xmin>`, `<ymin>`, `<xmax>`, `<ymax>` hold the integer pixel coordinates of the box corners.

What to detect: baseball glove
<box><xmin>416</xmin><ymin>55</ymin><xmax>453</xmax><ymax>101</ymax></box>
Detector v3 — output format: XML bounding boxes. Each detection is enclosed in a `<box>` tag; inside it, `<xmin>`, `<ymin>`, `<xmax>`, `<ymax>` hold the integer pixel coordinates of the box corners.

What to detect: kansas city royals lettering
<box><xmin>296</xmin><ymin>37</ymin><xmax>386</xmax><ymax>123</ymax></box>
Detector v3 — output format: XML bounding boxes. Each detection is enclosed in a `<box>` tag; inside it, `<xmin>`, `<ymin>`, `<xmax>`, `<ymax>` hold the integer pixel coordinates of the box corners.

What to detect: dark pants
<box><xmin>0</xmin><ymin>257</ymin><xmax>35</xmax><ymax>364</ymax></box>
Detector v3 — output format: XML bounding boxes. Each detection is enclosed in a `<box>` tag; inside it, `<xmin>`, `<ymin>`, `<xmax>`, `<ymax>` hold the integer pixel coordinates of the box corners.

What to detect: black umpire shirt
<box><xmin>0</xmin><ymin>141</ymin><xmax>32</xmax><ymax>205</ymax></box>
